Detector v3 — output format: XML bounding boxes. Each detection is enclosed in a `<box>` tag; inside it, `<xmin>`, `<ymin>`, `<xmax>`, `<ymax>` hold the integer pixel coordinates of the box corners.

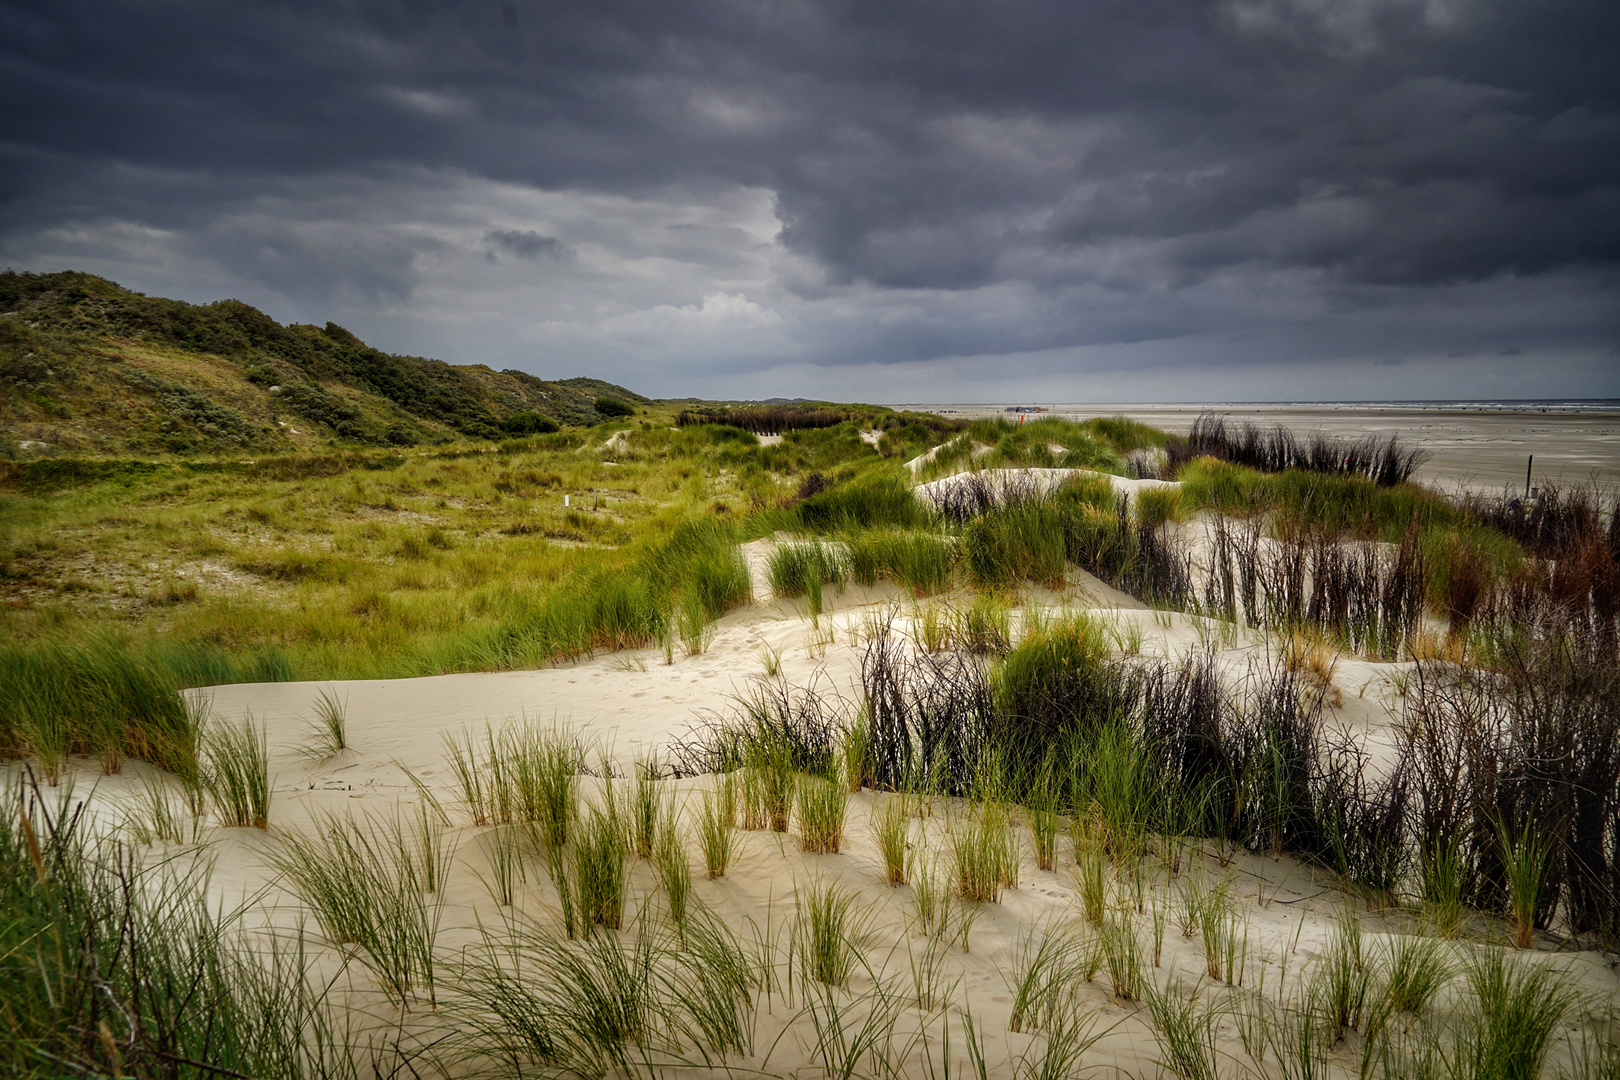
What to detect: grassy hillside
<box><xmin>0</xmin><ymin>270</ymin><xmax>649</xmax><ymax>456</ymax></box>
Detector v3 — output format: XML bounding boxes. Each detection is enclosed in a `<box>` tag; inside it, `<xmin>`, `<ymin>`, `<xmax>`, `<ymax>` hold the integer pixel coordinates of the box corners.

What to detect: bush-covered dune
<box><xmin>0</xmin><ymin>270</ymin><xmax>649</xmax><ymax>454</ymax></box>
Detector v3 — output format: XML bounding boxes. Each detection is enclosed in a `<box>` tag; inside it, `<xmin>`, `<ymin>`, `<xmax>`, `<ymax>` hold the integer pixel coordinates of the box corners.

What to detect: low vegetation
<box><xmin>2</xmin><ymin>284</ymin><xmax>1618</xmax><ymax>1075</ymax></box>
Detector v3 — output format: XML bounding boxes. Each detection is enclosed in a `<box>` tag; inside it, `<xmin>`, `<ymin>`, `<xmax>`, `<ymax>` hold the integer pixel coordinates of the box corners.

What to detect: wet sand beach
<box><xmin>897</xmin><ymin>402</ymin><xmax>1620</xmax><ymax>493</ymax></box>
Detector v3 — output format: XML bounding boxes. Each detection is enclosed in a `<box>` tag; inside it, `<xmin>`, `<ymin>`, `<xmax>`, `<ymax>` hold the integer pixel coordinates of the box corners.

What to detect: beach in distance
<box><xmin>897</xmin><ymin>401</ymin><xmax>1620</xmax><ymax>493</ymax></box>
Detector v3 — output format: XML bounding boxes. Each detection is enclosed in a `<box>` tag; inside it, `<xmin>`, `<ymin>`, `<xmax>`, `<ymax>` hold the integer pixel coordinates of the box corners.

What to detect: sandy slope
<box><xmin>17</xmin><ymin>541</ymin><xmax>1618</xmax><ymax>1075</ymax></box>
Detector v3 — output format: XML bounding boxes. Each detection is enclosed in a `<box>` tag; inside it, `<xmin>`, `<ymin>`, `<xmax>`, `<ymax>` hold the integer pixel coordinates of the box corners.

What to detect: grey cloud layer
<box><xmin>1</xmin><ymin>0</ymin><xmax>1615</xmax><ymax>397</ymax></box>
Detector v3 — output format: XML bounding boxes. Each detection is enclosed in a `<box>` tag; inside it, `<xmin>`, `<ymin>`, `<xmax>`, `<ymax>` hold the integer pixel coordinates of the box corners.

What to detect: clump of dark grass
<box><xmin>676</xmin><ymin>404</ymin><xmax>850</xmax><ymax>433</ymax></box>
<box><xmin>1173</xmin><ymin>412</ymin><xmax>1428</xmax><ymax>486</ymax></box>
<box><xmin>674</xmin><ymin>673</ymin><xmax>843</xmax><ymax>781</ymax></box>
<box><xmin>1459</xmin><ymin>481</ymin><xmax>1613</xmax><ymax>559</ymax></box>
<box><xmin>861</xmin><ymin>612</ymin><xmax>996</xmax><ymax>797</ymax></box>
<box><xmin>1192</xmin><ymin>513</ymin><xmax>1429</xmax><ymax>659</ymax></box>
<box><xmin>1395</xmin><ymin>633</ymin><xmax>1620</xmax><ymax>942</ymax></box>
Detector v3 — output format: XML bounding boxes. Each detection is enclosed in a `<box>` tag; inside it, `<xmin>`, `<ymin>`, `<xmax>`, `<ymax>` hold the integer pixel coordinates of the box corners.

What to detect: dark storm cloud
<box><xmin>0</xmin><ymin>0</ymin><xmax>1616</xmax><ymax>393</ymax></box>
<box><xmin>485</xmin><ymin>230</ymin><xmax>570</xmax><ymax>260</ymax></box>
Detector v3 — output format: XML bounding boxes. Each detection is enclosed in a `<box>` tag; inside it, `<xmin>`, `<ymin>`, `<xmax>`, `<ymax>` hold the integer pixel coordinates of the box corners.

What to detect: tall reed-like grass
<box><xmin>1461</xmin><ymin>950</ymin><xmax>1576</xmax><ymax>1080</ymax></box>
<box><xmin>1421</xmin><ymin>832</ymin><xmax>1469</xmax><ymax>936</ymax></box>
<box><xmin>3</xmin><ymin>771</ymin><xmax>402</xmax><ymax>1078</ymax></box>
<box><xmin>697</xmin><ymin>786</ymin><xmax>737</xmax><ymax>879</ymax></box>
<box><xmin>795</xmin><ymin>879</ymin><xmax>857</xmax><ymax>987</ymax></box>
<box><xmin>1177</xmin><ymin>412</ymin><xmax>1427</xmax><ymax>486</ymax></box>
<box><xmin>652</xmin><ymin>808</ymin><xmax>692</xmax><ymax>925</ymax></box>
<box><xmin>1102</xmin><ymin>914</ymin><xmax>1144</xmax><ymax>1002</ymax></box>
<box><xmin>962</xmin><ymin>496</ymin><xmax>1067</xmax><ymax>589</ymax></box>
<box><xmin>950</xmin><ymin>803</ymin><xmax>1016</xmax><ymax>903</ymax></box>
<box><xmin>796</xmin><ymin>773</ymin><xmax>848</xmax><ymax>854</ymax></box>
<box><xmin>912</xmin><ymin>856</ymin><xmax>950</xmax><ymax>937</ymax></box>
<box><xmin>1025</xmin><ymin>771</ymin><xmax>1061</xmax><ymax>872</ymax></box>
<box><xmin>202</xmin><ymin>714</ymin><xmax>271</xmax><ymax>828</ymax></box>
<box><xmin>846</xmin><ymin>529</ymin><xmax>955</xmax><ymax>595</ymax></box>
<box><xmin>572</xmin><ymin>801</ymin><xmax>630</xmax><ymax>933</ymax></box>
<box><xmin>443</xmin><ymin>722</ymin><xmax>579</xmax><ymax>848</ymax></box>
<box><xmin>302</xmin><ymin>686</ymin><xmax>348</xmax><ymax>759</ymax></box>
<box><xmin>271</xmin><ymin>808</ymin><xmax>445</xmax><ymax>1003</ymax></box>
<box><xmin>1378</xmin><ymin>933</ymin><xmax>1452</xmax><ymax>1016</ymax></box>
<box><xmin>873</xmin><ymin>794</ymin><xmax>909</xmax><ymax>885</ymax></box>
<box><xmin>1006</xmin><ymin>923</ymin><xmax>1090</xmax><ymax>1034</ymax></box>
<box><xmin>122</xmin><ymin>769</ymin><xmax>188</xmax><ymax>845</ymax></box>
<box><xmin>457</xmin><ymin>902</ymin><xmax>758</xmax><ymax>1076</ymax></box>
<box><xmin>1144</xmin><ymin>980</ymin><xmax>1225</xmax><ymax>1080</ymax></box>
<box><xmin>1075</xmin><ymin>841</ymin><xmax>1108</xmax><ymax>927</ymax></box>
<box><xmin>1313</xmin><ymin>909</ymin><xmax>1369</xmax><ymax>1040</ymax></box>
<box><xmin>483</xmin><ymin>823</ymin><xmax>526</xmax><ymax>906</ymax></box>
<box><xmin>0</xmin><ymin>635</ymin><xmax>203</xmax><ymax>781</ymax></box>
<box><xmin>767</xmin><ymin>540</ymin><xmax>847</xmax><ymax>605</ymax></box>
<box><xmin>630</xmin><ymin>756</ymin><xmax>663</xmax><ymax>858</ymax></box>
<box><xmin>1497</xmin><ymin>818</ymin><xmax>1551</xmax><ymax>949</ymax></box>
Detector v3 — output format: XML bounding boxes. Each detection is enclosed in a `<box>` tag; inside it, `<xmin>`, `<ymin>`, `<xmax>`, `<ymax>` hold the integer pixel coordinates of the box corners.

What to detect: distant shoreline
<box><xmin>892</xmin><ymin>401</ymin><xmax>1620</xmax><ymax>493</ymax></box>
<box><xmin>892</xmin><ymin>399</ymin><xmax>1620</xmax><ymax>414</ymax></box>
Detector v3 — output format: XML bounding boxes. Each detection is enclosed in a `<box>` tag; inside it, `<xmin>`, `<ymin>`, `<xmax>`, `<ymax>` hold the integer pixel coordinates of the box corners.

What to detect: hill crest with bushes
<box><xmin>0</xmin><ymin>270</ymin><xmax>647</xmax><ymax>456</ymax></box>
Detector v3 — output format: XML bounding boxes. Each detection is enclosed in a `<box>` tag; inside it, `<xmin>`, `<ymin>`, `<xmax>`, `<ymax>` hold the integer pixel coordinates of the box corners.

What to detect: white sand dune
<box><xmin>18</xmin><ymin>557</ymin><xmax>1618</xmax><ymax>1075</ymax></box>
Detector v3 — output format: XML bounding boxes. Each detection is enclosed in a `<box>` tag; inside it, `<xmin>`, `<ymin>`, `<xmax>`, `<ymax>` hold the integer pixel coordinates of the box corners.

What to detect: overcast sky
<box><xmin>3</xmin><ymin>0</ymin><xmax>1617</xmax><ymax>401</ymax></box>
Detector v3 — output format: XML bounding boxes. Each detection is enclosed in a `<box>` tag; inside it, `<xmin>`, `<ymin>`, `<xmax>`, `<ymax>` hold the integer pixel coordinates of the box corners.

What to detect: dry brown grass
<box><xmin>1281</xmin><ymin>631</ymin><xmax>1343</xmax><ymax>708</ymax></box>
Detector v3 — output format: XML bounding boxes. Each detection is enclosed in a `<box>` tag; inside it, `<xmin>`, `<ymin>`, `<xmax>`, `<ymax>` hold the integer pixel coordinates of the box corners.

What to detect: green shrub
<box><xmin>502</xmin><ymin>411</ymin><xmax>559</xmax><ymax>435</ymax></box>
<box><xmin>991</xmin><ymin>615</ymin><xmax>1122</xmax><ymax>766</ymax></box>
<box><xmin>594</xmin><ymin>397</ymin><xmax>634</xmax><ymax>418</ymax></box>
